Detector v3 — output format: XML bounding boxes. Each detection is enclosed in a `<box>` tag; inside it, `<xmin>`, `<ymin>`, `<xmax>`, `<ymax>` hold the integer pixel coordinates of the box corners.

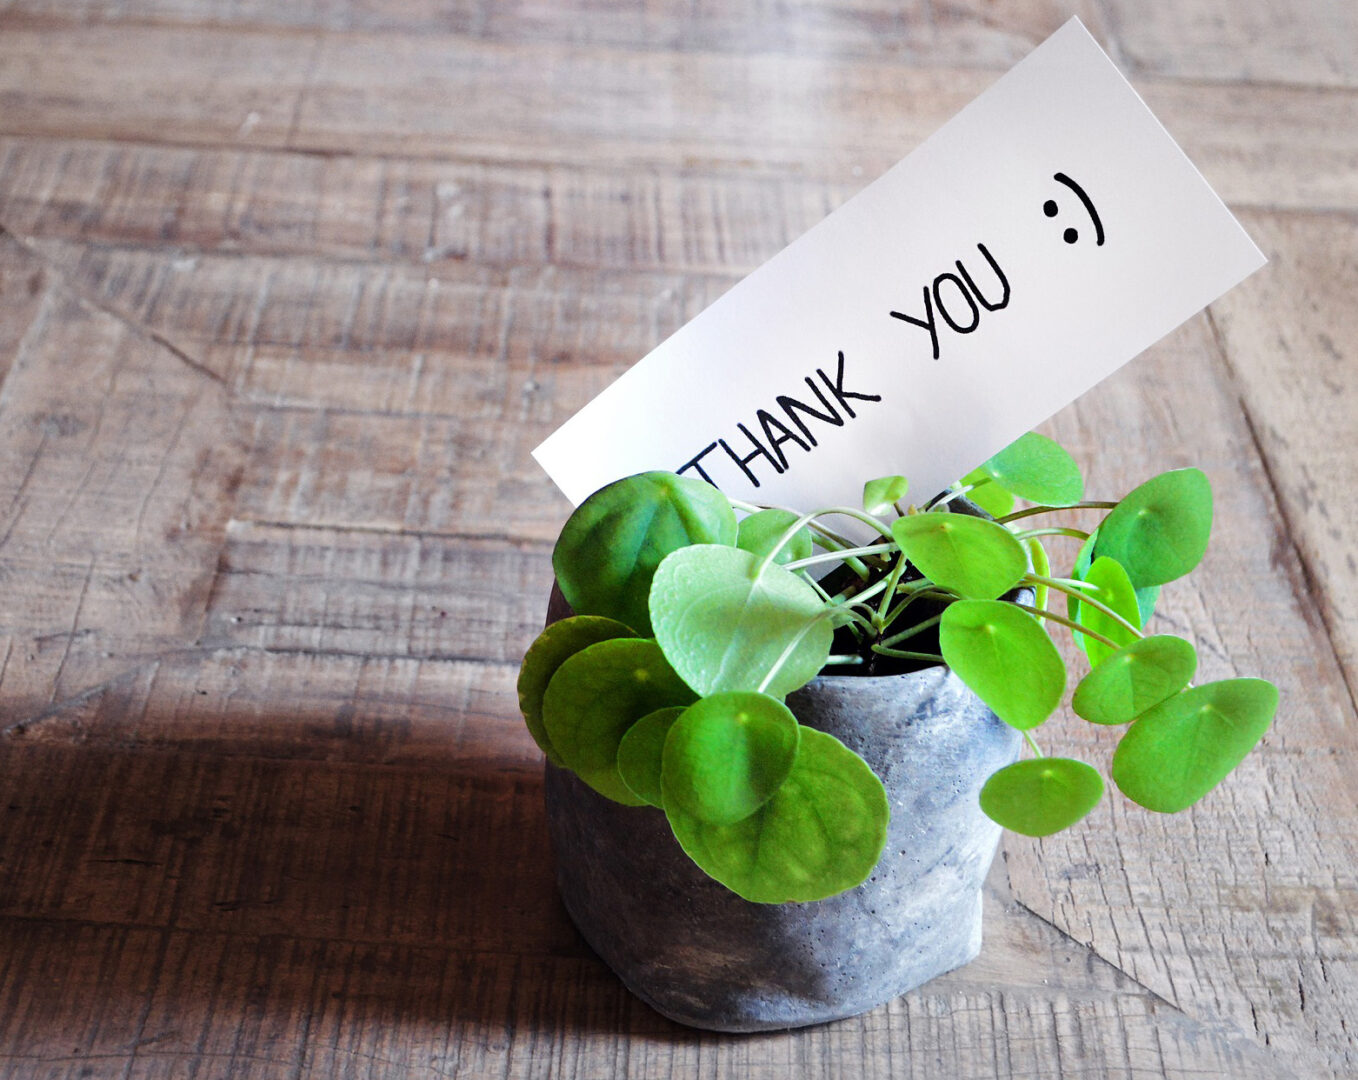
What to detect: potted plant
<box><xmin>517</xmin><ymin>432</ymin><xmax>1278</xmax><ymax>1032</ymax></box>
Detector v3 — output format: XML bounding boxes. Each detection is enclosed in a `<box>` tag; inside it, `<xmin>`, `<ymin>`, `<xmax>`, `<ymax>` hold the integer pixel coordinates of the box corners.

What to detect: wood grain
<box><xmin>1209</xmin><ymin>209</ymin><xmax>1358</xmax><ymax>692</ymax></box>
<box><xmin>1101</xmin><ymin>0</ymin><xmax>1358</xmax><ymax>87</ymax></box>
<box><xmin>1</xmin><ymin>22</ymin><xmax>1356</xmax><ymax>208</ymax></box>
<box><xmin>0</xmin><ymin>740</ymin><xmax>1298</xmax><ymax>1078</ymax></box>
<box><xmin>0</xmin><ymin>2</ymin><xmax>1353</xmax><ymax>1077</ymax></box>
<box><xmin>0</xmin><ymin>0</ymin><xmax>1107</xmax><ymax>65</ymax></box>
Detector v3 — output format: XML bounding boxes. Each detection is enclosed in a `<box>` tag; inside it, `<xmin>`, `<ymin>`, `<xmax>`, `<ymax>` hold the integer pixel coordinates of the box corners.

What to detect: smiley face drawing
<box><xmin>1043</xmin><ymin>172</ymin><xmax>1105</xmax><ymax>246</ymax></box>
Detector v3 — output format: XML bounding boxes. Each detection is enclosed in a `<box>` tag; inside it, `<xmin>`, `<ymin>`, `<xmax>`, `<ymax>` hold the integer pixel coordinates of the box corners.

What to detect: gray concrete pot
<box><xmin>542</xmin><ymin>589</ymin><xmax>1022</xmax><ymax>1032</ymax></box>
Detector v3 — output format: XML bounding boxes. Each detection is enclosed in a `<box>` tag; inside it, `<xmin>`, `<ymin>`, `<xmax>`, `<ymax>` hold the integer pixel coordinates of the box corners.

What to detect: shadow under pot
<box><xmin>541</xmin><ymin>585</ymin><xmax>1022</xmax><ymax>1033</ymax></box>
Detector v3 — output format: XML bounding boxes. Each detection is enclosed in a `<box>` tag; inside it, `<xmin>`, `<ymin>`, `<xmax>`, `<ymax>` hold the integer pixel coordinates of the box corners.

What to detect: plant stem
<box><xmin>997</xmin><ymin>501</ymin><xmax>1118</xmax><ymax>524</ymax></box>
<box><xmin>801</xmin><ymin>571</ymin><xmax>835</xmax><ymax>604</ymax></box>
<box><xmin>843</xmin><ymin>575</ymin><xmax>892</xmax><ymax>608</ymax></box>
<box><xmin>874</xmin><ymin>554</ymin><xmax>909</xmax><ymax>629</ymax></box>
<box><xmin>1023</xmin><ymin>574</ymin><xmax>1144</xmax><ymax>640</ymax></box>
<box><xmin>826</xmin><ymin>653</ymin><xmax>865</xmax><ymax>666</ymax></box>
<box><xmin>882</xmin><ymin>588</ymin><xmax>957</xmax><ymax>629</ymax></box>
<box><xmin>1023</xmin><ymin>731</ymin><xmax>1045</xmax><ymax>758</ymax></box>
<box><xmin>1008</xmin><ymin>602</ymin><xmax>1123</xmax><ymax>650</ymax></box>
<box><xmin>926</xmin><ymin>483</ymin><xmax>976</xmax><ymax>510</ymax></box>
<box><xmin>870</xmin><ymin>645</ymin><xmax>945</xmax><ymax>663</ymax></box>
<box><xmin>783</xmin><ymin>543</ymin><xmax>896</xmax><ymax>572</ymax></box>
<box><xmin>726</xmin><ymin>496</ymin><xmax>764</xmax><ymax>514</ymax></box>
<box><xmin>836</xmin><ymin>606</ymin><xmax>880</xmax><ymax>634</ymax></box>
<box><xmin>879</xmin><ymin>612</ymin><xmax>943</xmax><ymax>649</ymax></box>
<box><xmin>1014</xmin><ymin>526</ymin><xmax>1091</xmax><ymax>541</ymax></box>
<box><xmin>817</xmin><ymin>506</ymin><xmax>897</xmax><ymax>539</ymax></box>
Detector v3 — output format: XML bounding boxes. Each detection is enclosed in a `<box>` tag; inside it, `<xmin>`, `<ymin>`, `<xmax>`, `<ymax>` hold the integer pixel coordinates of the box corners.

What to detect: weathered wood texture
<box><xmin>0</xmin><ymin>2</ymin><xmax>1354</xmax><ymax>1077</ymax></box>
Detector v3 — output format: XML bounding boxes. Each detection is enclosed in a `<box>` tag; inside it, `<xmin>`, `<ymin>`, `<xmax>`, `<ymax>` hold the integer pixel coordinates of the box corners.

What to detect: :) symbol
<box><xmin>1043</xmin><ymin>172</ymin><xmax>1105</xmax><ymax>246</ymax></box>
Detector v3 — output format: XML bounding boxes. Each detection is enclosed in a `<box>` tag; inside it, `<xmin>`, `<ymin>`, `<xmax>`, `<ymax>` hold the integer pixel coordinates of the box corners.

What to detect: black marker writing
<box><xmin>890</xmin><ymin>242</ymin><xmax>1010</xmax><ymax>360</ymax></box>
<box><xmin>677</xmin><ymin>351</ymin><xmax>881</xmax><ymax>490</ymax></box>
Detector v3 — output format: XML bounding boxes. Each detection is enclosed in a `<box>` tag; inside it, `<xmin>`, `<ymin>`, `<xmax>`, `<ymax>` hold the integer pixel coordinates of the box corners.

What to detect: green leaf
<box><xmin>1094</xmin><ymin>468</ymin><xmax>1213</xmax><ymax>588</ymax></box>
<box><xmin>736</xmin><ymin>508</ymin><xmax>813</xmax><ymax>566</ymax></box>
<box><xmin>940</xmin><ymin>600</ymin><xmax>1065</xmax><ymax>730</ymax></box>
<box><xmin>1112</xmin><ymin>678</ymin><xmax>1278</xmax><ymax>812</ymax></box>
<box><xmin>518</xmin><ymin>615</ymin><xmax>636</xmax><ymax>765</ymax></box>
<box><xmin>862</xmin><ymin>475</ymin><xmax>909</xmax><ymax>516</ymax></box>
<box><xmin>1134</xmin><ymin>584</ymin><xmax>1161</xmax><ymax>626</ymax></box>
<box><xmin>1072</xmin><ymin>635</ymin><xmax>1198</xmax><ymax>725</ymax></box>
<box><xmin>553</xmin><ymin>471</ymin><xmax>738</xmax><ymax>635</ymax></box>
<box><xmin>543</xmin><ymin>638</ymin><xmax>697</xmax><ymax>805</ymax></box>
<box><xmin>960</xmin><ymin>469</ymin><xmax>1015</xmax><ymax>519</ymax></box>
<box><xmin>616</xmin><ymin>706</ymin><xmax>685</xmax><ymax>807</ymax></box>
<box><xmin>665</xmin><ymin>727</ymin><xmax>888</xmax><ymax>903</ymax></box>
<box><xmin>660</xmin><ymin>692</ymin><xmax>800</xmax><ymax>825</ymax></box>
<box><xmin>1025</xmin><ymin>536</ymin><xmax>1051</xmax><ymax>615</ymax></box>
<box><xmin>980</xmin><ymin>432</ymin><xmax>1084</xmax><ymax>506</ymax></box>
<box><xmin>650</xmin><ymin>545</ymin><xmax>833</xmax><ymax>698</ymax></box>
<box><xmin>1079</xmin><ymin>530</ymin><xmax>1160</xmax><ymax>621</ymax></box>
<box><xmin>891</xmin><ymin>513</ymin><xmax>1027</xmax><ymax>600</ymax></box>
<box><xmin>1068</xmin><ymin>556</ymin><xmax>1142</xmax><ymax>666</ymax></box>
<box><xmin>979</xmin><ymin>758</ymin><xmax>1105</xmax><ymax>836</ymax></box>
<box><xmin>1074</xmin><ymin>532</ymin><xmax>1096</xmax><ymax>579</ymax></box>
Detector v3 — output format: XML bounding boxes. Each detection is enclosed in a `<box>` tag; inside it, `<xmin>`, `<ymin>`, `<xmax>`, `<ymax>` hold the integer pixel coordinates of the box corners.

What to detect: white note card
<box><xmin>533</xmin><ymin>18</ymin><xmax>1265</xmax><ymax>508</ymax></box>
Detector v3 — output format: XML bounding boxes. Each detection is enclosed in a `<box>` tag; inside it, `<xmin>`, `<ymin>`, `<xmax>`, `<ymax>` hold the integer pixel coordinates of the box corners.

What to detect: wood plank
<box><xmin>11</xmin><ymin>646</ymin><xmax>534</xmax><ymax>770</ymax></box>
<box><xmin>202</xmin><ymin>520</ymin><xmax>552</xmax><ymax>666</ymax></box>
<box><xmin>0</xmin><ymin>913</ymin><xmax>1290</xmax><ymax>1079</ymax></box>
<box><xmin>0</xmin><ymin>0</ymin><xmax>1104</xmax><ymax>67</ymax></box>
<box><xmin>0</xmin><ymin>234</ymin><xmax>244</xmax><ymax>723</ymax></box>
<box><xmin>1101</xmin><ymin>0</ymin><xmax>1358</xmax><ymax>88</ymax></box>
<box><xmin>0</xmin><ymin>739</ymin><xmax>1296</xmax><ymax>1078</ymax></box>
<box><xmin>19</xmin><ymin>239</ymin><xmax>727</xmax><ymax>415</ymax></box>
<box><xmin>232</xmin><ymin>408</ymin><xmax>571</xmax><ymax>543</ymax></box>
<box><xmin>0</xmin><ymin>137</ymin><xmax>854</xmax><ymax>273</ymax></box>
<box><xmin>0</xmin><ymin>26</ymin><xmax>1353</xmax><ymax>209</ymax></box>
<box><xmin>0</xmin><ymin>743</ymin><xmax>571</xmax><ymax>953</ymax></box>
<box><xmin>1209</xmin><ymin>209</ymin><xmax>1358</xmax><ymax>691</ymax></box>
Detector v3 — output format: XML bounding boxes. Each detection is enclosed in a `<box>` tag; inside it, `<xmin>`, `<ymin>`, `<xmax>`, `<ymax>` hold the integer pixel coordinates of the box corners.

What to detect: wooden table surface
<box><xmin>0</xmin><ymin>2</ymin><xmax>1354</xmax><ymax>1077</ymax></box>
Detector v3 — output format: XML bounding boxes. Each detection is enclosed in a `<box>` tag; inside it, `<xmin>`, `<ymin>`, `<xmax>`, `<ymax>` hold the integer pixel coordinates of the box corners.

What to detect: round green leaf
<box><xmin>665</xmin><ymin>727</ymin><xmax>888</xmax><ymax>903</ymax></box>
<box><xmin>736</xmin><ymin>508</ymin><xmax>813</xmax><ymax>566</ymax></box>
<box><xmin>1068</xmin><ymin>556</ymin><xmax>1142</xmax><ymax>667</ymax></box>
<box><xmin>1094</xmin><ymin>468</ymin><xmax>1213</xmax><ymax>588</ymax></box>
<box><xmin>980</xmin><ymin>432</ymin><xmax>1084</xmax><ymax>506</ymax></box>
<box><xmin>960</xmin><ymin>469</ymin><xmax>1015</xmax><ymax>519</ymax></box>
<box><xmin>518</xmin><ymin>615</ymin><xmax>636</xmax><ymax>765</ymax></box>
<box><xmin>1072</xmin><ymin>635</ymin><xmax>1198</xmax><ymax>725</ymax></box>
<box><xmin>1112</xmin><ymin>678</ymin><xmax>1278</xmax><ymax>812</ymax></box>
<box><xmin>616</xmin><ymin>706</ymin><xmax>685</xmax><ymax>808</ymax></box>
<box><xmin>543</xmin><ymin>638</ymin><xmax>697</xmax><ymax>805</ymax></box>
<box><xmin>661</xmin><ymin>692</ymin><xmax>800</xmax><ymax>826</ymax></box>
<box><xmin>940</xmin><ymin>600</ymin><xmax>1065</xmax><ymax>730</ymax></box>
<box><xmin>891</xmin><ymin>513</ymin><xmax>1027</xmax><ymax>600</ymax></box>
<box><xmin>980</xmin><ymin>758</ymin><xmax>1104</xmax><ymax>836</ymax></box>
<box><xmin>862</xmin><ymin>475</ymin><xmax>909</xmax><ymax>516</ymax></box>
<box><xmin>650</xmin><ymin>545</ymin><xmax>833</xmax><ymax>698</ymax></box>
<box><xmin>553</xmin><ymin>471</ymin><xmax>738</xmax><ymax>635</ymax></box>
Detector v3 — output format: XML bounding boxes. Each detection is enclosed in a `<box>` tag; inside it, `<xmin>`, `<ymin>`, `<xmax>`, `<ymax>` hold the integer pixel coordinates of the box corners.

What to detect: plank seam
<box><xmin>226</xmin><ymin>517</ymin><xmax>555</xmax><ymax>547</ymax></box>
